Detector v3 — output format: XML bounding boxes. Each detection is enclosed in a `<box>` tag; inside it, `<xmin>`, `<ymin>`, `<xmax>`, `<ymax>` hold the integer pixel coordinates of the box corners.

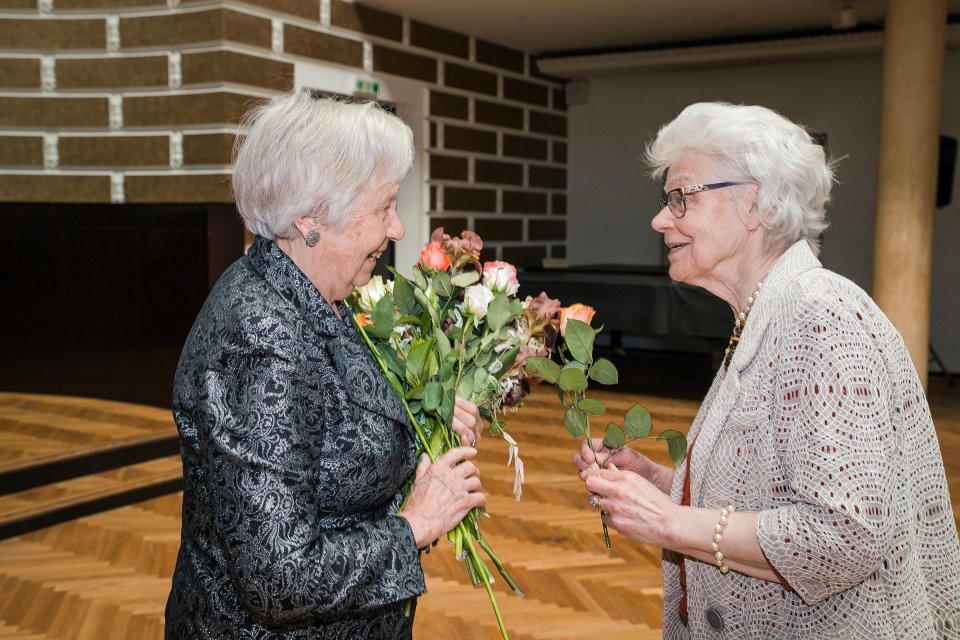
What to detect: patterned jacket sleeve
<box><xmin>190</xmin><ymin>341</ymin><xmax>425</xmax><ymax>628</ymax></box>
<box><xmin>755</xmin><ymin>287</ymin><xmax>897</xmax><ymax>605</ymax></box>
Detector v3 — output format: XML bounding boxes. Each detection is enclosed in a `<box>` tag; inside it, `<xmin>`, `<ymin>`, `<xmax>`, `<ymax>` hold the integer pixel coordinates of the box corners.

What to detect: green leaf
<box><xmin>370</xmin><ymin>294</ymin><xmax>396</xmax><ymax>339</ymax></box>
<box><xmin>487</xmin><ymin>294</ymin><xmax>513</xmax><ymax>332</ymax></box>
<box><xmin>423</xmin><ymin>380</ymin><xmax>443</xmax><ymax>412</ymax></box>
<box><xmin>440</xmin><ymin>388</ymin><xmax>455</xmax><ymax>425</ymax></box>
<box><xmin>488</xmin><ymin>418</ymin><xmax>505</xmax><ymax>436</ymax></box>
<box><xmin>434</xmin><ymin>271</ymin><xmax>454</xmax><ymax>298</ymax></box>
<box><xmin>524</xmin><ymin>356</ymin><xmax>561</xmax><ymax>384</ymax></box>
<box><xmin>603</xmin><ymin>422</ymin><xmax>625</xmax><ymax>449</ymax></box>
<box><xmin>375</xmin><ymin>344</ymin><xmax>405</xmax><ymax>379</ymax></box>
<box><xmin>393</xmin><ymin>275</ymin><xmax>416</xmax><ymax>316</ymax></box>
<box><xmin>405</xmin><ymin>339</ymin><xmax>435</xmax><ymax>385</ymax></box>
<box><xmin>404</xmin><ymin>379</ymin><xmax>426</xmax><ymax>400</ymax></box>
<box><xmin>564</xmin><ymin>319</ymin><xmax>595</xmax><ymax>364</ymax></box>
<box><xmin>489</xmin><ymin>344</ymin><xmax>520</xmax><ymax>378</ymax></box>
<box><xmin>428</xmin><ymin>426</ymin><xmax>444</xmax><ymax>458</ymax></box>
<box><xmin>577</xmin><ymin>397</ymin><xmax>606</xmax><ymax>416</ymax></box>
<box><xmin>557</xmin><ymin>366</ymin><xmax>588</xmax><ymax>392</ymax></box>
<box><xmin>657</xmin><ymin>430</ymin><xmax>688</xmax><ymax>465</ymax></box>
<box><xmin>589</xmin><ymin>358</ymin><xmax>619</xmax><ymax>385</ymax></box>
<box><xmin>456</xmin><ymin>370</ymin><xmax>475</xmax><ymax>400</ymax></box>
<box><xmin>451</xmin><ymin>270</ymin><xmax>481</xmax><ymax>287</ymax></box>
<box><xmin>563</xmin><ymin>405</ymin><xmax>587</xmax><ymax>438</ymax></box>
<box><xmin>623</xmin><ymin>404</ymin><xmax>652</xmax><ymax>439</ymax></box>
<box><xmin>411</xmin><ymin>267</ymin><xmax>428</xmax><ymax>290</ymax></box>
<box><xmin>435</xmin><ymin>330</ymin><xmax>451</xmax><ymax>360</ymax></box>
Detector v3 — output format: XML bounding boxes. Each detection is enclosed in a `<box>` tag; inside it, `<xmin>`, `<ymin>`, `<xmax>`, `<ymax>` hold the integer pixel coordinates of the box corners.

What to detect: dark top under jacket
<box><xmin>165</xmin><ymin>236</ymin><xmax>425</xmax><ymax>639</ymax></box>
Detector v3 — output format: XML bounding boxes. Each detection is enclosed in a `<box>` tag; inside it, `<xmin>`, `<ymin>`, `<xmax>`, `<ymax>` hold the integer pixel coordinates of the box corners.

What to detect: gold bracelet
<box><xmin>710</xmin><ymin>505</ymin><xmax>735</xmax><ymax>574</ymax></box>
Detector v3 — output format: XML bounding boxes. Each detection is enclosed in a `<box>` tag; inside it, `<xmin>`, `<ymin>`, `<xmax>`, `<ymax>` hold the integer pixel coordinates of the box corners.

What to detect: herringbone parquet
<box><xmin>0</xmin><ymin>379</ymin><xmax>957</xmax><ymax>639</ymax></box>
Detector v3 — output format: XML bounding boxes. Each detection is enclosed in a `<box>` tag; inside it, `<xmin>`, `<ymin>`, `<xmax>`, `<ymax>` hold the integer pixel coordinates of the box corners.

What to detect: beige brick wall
<box><xmin>0</xmin><ymin>0</ymin><xmax>567</xmax><ymax>265</ymax></box>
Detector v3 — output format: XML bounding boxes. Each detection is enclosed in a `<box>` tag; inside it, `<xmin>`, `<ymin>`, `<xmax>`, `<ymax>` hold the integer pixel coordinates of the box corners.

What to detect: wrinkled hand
<box><xmin>451</xmin><ymin>397</ymin><xmax>483</xmax><ymax>447</ymax></box>
<box><xmin>401</xmin><ymin>446</ymin><xmax>486</xmax><ymax>548</ymax></box>
<box><xmin>583</xmin><ymin>463</ymin><xmax>680</xmax><ymax>548</ymax></box>
<box><xmin>572</xmin><ymin>437</ymin><xmax>647</xmax><ymax>480</ymax></box>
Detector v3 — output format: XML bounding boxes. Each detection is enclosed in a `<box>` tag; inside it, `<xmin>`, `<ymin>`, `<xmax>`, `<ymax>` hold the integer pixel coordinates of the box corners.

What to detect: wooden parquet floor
<box><xmin>0</xmin><ymin>379</ymin><xmax>957</xmax><ymax>639</ymax></box>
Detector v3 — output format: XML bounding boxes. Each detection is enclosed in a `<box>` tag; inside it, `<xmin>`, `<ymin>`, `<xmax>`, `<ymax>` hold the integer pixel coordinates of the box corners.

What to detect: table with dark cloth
<box><xmin>518</xmin><ymin>265</ymin><xmax>732</xmax><ymax>354</ymax></box>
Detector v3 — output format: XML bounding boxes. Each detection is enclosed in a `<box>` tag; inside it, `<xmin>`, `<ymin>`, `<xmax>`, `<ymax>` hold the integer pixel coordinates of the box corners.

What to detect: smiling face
<box><xmin>651</xmin><ymin>155</ymin><xmax>757</xmax><ymax>297</ymax></box>
<box><xmin>313</xmin><ymin>181</ymin><xmax>404</xmax><ymax>303</ymax></box>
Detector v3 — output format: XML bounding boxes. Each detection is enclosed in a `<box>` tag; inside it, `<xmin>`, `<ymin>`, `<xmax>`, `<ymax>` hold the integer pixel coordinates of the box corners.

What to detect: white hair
<box><xmin>232</xmin><ymin>91</ymin><xmax>414</xmax><ymax>239</ymax></box>
<box><xmin>645</xmin><ymin>102</ymin><xmax>837</xmax><ymax>255</ymax></box>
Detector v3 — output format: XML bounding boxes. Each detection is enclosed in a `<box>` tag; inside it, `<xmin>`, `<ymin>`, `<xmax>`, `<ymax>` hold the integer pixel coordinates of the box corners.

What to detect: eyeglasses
<box><xmin>659</xmin><ymin>181</ymin><xmax>751</xmax><ymax>218</ymax></box>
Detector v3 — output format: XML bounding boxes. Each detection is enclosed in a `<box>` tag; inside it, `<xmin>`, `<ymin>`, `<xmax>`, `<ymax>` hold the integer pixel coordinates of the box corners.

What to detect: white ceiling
<box><xmin>356</xmin><ymin>0</ymin><xmax>959</xmax><ymax>57</ymax></box>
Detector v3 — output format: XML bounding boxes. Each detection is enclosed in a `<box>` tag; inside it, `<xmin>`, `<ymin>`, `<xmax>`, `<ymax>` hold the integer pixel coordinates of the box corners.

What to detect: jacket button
<box><xmin>706</xmin><ymin>608</ymin><xmax>724</xmax><ymax>631</ymax></box>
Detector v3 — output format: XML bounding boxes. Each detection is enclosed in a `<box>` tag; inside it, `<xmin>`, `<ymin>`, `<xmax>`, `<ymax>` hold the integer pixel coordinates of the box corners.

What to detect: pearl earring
<box><xmin>305</xmin><ymin>229</ymin><xmax>320</xmax><ymax>247</ymax></box>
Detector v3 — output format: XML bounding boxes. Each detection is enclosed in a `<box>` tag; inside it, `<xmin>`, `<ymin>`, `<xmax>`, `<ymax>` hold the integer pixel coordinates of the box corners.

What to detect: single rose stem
<box><xmin>461</xmin><ymin>525</ymin><xmax>509</xmax><ymax>640</ymax></box>
<box><xmin>475</xmin><ymin>532</ymin><xmax>524</xmax><ymax>596</ymax></box>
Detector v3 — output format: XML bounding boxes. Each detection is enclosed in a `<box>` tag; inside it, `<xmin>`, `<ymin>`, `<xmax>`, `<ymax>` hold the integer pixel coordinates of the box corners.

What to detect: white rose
<box><xmin>356</xmin><ymin>275</ymin><xmax>387</xmax><ymax>312</ymax></box>
<box><xmin>463</xmin><ymin>284</ymin><xmax>495</xmax><ymax>319</ymax></box>
<box><xmin>482</xmin><ymin>261</ymin><xmax>520</xmax><ymax>296</ymax></box>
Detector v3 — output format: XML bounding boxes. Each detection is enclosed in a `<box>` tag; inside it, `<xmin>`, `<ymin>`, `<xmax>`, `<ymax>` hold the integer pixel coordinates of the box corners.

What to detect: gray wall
<box><xmin>567</xmin><ymin>49</ymin><xmax>960</xmax><ymax>371</ymax></box>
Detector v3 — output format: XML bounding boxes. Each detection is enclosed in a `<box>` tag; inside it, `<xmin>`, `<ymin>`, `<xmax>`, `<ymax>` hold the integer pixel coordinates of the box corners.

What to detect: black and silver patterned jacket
<box><xmin>165</xmin><ymin>236</ymin><xmax>426</xmax><ymax>639</ymax></box>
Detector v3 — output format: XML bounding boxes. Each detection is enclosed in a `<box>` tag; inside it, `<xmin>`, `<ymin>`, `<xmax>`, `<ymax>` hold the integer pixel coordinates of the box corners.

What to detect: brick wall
<box><xmin>0</xmin><ymin>0</ymin><xmax>567</xmax><ymax>266</ymax></box>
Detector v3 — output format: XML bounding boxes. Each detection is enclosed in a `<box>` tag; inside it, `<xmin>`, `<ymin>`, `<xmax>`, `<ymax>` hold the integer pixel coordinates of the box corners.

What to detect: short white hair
<box><xmin>645</xmin><ymin>102</ymin><xmax>836</xmax><ymax>255</ymax></box>
<box><xmin>233</xmin><ymin>91</ymin><xmax>414</xmax><ymax>239</ymax></box>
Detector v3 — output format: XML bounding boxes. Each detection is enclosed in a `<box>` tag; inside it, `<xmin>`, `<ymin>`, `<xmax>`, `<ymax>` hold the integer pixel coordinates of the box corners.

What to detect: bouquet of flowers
<box><xmin>351</xmin><ymin>227</ymin><xmax>688</xmax><ymax>636</ymax></box>
<box><xmin>351</xmin><ymin>228</ymin><xmax>558</xmax><ymax>639</ymax></box>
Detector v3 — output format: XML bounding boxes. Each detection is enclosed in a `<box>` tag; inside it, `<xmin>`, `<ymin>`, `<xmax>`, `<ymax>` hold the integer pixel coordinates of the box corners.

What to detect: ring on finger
<box><xmin>587</xmin><ymin>494</ymin><xmax>604</xmax><ymax>512</ymax></box>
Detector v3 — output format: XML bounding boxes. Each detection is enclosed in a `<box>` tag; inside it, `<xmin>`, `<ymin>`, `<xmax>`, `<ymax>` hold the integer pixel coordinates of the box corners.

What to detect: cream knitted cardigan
<box><xmin>662</xmin><ymin>240</ymin><xmax>960</xmax><ymax>639</ymax></box>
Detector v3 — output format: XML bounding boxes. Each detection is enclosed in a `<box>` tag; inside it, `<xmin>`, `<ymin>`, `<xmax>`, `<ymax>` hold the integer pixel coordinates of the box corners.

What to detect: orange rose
<box><xmin>419</xmin><ymin>241</ymin><xmax>451</xmax><ymax>271</ymax></box>
<box><xmin>559</xmin><ymin>303</ymin><xmax>596</xmax><ymax>337</ymax></box>
<box><xmin>356</xmin><ymin>312</ymin><xmax>373</xmax><ymax>327</ymax></box>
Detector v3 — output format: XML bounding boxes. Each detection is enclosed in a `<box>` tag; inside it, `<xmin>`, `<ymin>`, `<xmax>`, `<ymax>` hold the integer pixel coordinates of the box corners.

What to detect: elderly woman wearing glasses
<box><xmin>573</xmin><ymin>102</ymin><xmax>960</xmax><ymax>638</ymax></box>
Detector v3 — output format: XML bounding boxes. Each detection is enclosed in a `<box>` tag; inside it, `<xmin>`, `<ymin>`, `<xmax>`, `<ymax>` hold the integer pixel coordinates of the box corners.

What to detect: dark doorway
<box><xmin>0</xmin><ymin>203</ymin><xmax>244</xmax><ymax>408</ymax></box>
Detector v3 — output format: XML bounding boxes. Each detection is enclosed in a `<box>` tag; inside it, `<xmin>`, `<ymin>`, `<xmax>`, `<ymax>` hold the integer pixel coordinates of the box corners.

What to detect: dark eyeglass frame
<box><xmin>659</xmin><ymin>181</ymin><xmax>751</xmax><ymax>218</ymax></box>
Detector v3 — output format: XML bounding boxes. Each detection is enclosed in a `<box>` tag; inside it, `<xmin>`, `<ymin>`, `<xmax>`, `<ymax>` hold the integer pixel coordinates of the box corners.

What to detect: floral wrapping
<box><xmin>165</xmin><ymin>236</ymin><xmax>425</xmax><ymax>639</ymax></box>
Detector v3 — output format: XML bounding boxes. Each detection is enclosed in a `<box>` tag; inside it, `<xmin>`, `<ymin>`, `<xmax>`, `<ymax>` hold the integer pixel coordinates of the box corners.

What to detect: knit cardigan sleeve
<box><xmin>755</xmin><ymin>282</ymin><xmax>897</xmax><ymax>605</ymax></box>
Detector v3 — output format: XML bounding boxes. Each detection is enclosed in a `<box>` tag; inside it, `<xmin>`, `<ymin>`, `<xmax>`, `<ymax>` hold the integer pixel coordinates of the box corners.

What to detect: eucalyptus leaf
<box><xmin>451</xmin><ymin>270</ymin><xmax>481</xmax><ymax>287</ymax></box>
<box><xmin>589</xmin><ymin>358</ymin><xmax>619</xmax><ymax>385</ymax></box>
<box><xmin>487</xmin><ymin>294</ymin><xmax>512</xmax><ymax>332</ymax></box>
<box><xmin>525</xmin><ymin>356</ymin><xmax>561</xmax><ymax>384</ymax></box>
<box><xmin>564</xmin><ymin>405</ymin><xmax>587</xmax><ymax>438</ymax></box>
<box><xmin>603</xmin><ymin>422</ymin><xmax>625</xmax><ymax>449</ymax></box>
<box><xmin>434</xmin><ymin>271</ymin><xmax>454</xmax><ymax>298</ymax></box>
<box><xmin>657</xmin><ymin>429</ymin><xmax>688</xmax><ymax>465</ymax></box>
<box><xmin>623</xmin><ymin>404</ymin><xmax>652</xmax><ymax>439</ymax></box>
<box><xmin>564</xmin><ymin>319</ymin><xmax>594</xmax><ymax>365</ymax></box>
<box><xmin>370</xmin><ymin>295</ymin><xmax>396</xmax><ymax>339</ymax></box>
<box><xmin>423</xmin><ymin>380</ymin><xmax>443</xmax><ymax>412</ymax></box>
<box><xmin>393</xmin><ymin>275</ymin><xmax>416</xmax><ymax>316</ymax></box>
<box><xmin>578</xmin><ymin>397</ymin><xmax>606</xmax><ymax>416</ymax></box>
<box><xmin>558</xmin><ymin>366</ymin><xmax>588</xmax><ymax>393</ymax></box>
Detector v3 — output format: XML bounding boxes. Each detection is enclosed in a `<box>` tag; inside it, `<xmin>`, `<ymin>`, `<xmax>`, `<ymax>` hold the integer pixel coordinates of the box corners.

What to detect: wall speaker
<box><xmin>938</xmin><ymin>135</ymin><xmax>957</xmax><ymax>208</ymax></box>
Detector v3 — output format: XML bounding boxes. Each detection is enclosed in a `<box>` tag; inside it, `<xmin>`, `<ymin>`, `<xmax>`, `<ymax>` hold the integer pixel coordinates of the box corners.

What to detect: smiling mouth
<box><xmin>368</xmin><ymin>250</ymin><xmax>383</xmax><ymax>261</ymax></box>
<box><xmin>667</xmin><ymin>242</ymin><xmax>688</xmax><ymax>253</ymax></box>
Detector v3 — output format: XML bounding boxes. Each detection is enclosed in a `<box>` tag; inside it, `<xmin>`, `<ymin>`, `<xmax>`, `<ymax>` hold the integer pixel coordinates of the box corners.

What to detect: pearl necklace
<box><xmin>723</xmin><ymin>281</ymin><xmax>763</xmax><ymax>370</ymax></box>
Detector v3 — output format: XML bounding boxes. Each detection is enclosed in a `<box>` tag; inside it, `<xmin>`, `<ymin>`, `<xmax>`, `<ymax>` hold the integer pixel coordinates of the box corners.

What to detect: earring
<box><xmin>305</xmin><ymin>229</ymin><xmax>321</xmax><ymax>247</ymax></box>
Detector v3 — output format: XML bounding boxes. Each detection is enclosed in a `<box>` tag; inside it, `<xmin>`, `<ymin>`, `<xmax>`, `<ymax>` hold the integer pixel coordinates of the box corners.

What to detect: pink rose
<box><xmin>482</xmin><ymin>261</ymin><xmax>519</xmax><ymax>296</ymax></box>
<box><xmin>559</xmin><ymin>303</ymin><xmax>596</xmax><ymax>337</ymax></box>
<box><xmin>420</xmin><ymin>241</ymin><xmax>451</xmax><ymax>271</ymax></box>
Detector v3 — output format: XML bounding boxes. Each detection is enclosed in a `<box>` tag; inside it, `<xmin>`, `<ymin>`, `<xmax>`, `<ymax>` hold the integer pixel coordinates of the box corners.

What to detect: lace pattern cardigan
<box><xmin>661</xmin><ymin>240</ymin><xmax>960</xmax><ymax>639</ymax></box>
<box><xmin>165</xmin><ymin>236</ymin><xmax>425</xmax><ymax>639</ymax></box>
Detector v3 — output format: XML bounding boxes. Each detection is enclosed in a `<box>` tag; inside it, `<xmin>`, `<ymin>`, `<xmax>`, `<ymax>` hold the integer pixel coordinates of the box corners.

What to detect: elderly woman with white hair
<box><xmin>574</xmin><ymin>102</ymin><xmax>960</xmax><ymax>638</ymax></box>
<box><xmin>165</xmin><ymin>92</ymin><xmax>487</xmax><ymax>639</ymax></box>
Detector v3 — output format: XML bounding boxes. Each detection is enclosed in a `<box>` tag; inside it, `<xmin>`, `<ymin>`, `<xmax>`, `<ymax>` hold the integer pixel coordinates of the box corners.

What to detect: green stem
<box><xmin>475</xmin><ymin>532</ymin><xmax>523</xmax><ymax>596</ymax></box>
<box><xmin>352</xmin><ymin>311</ymin><xmax>436</xmax><ymax>463</ymax></box>
<box><xmin>461</xmin><ymin>524</ymin><xmax>509</xmax><ymax>640</ymax></box>
<box><xmin>579</xmin><ymin>392</ymin><xmax>611</xmax><ymax>550</ymax></box>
